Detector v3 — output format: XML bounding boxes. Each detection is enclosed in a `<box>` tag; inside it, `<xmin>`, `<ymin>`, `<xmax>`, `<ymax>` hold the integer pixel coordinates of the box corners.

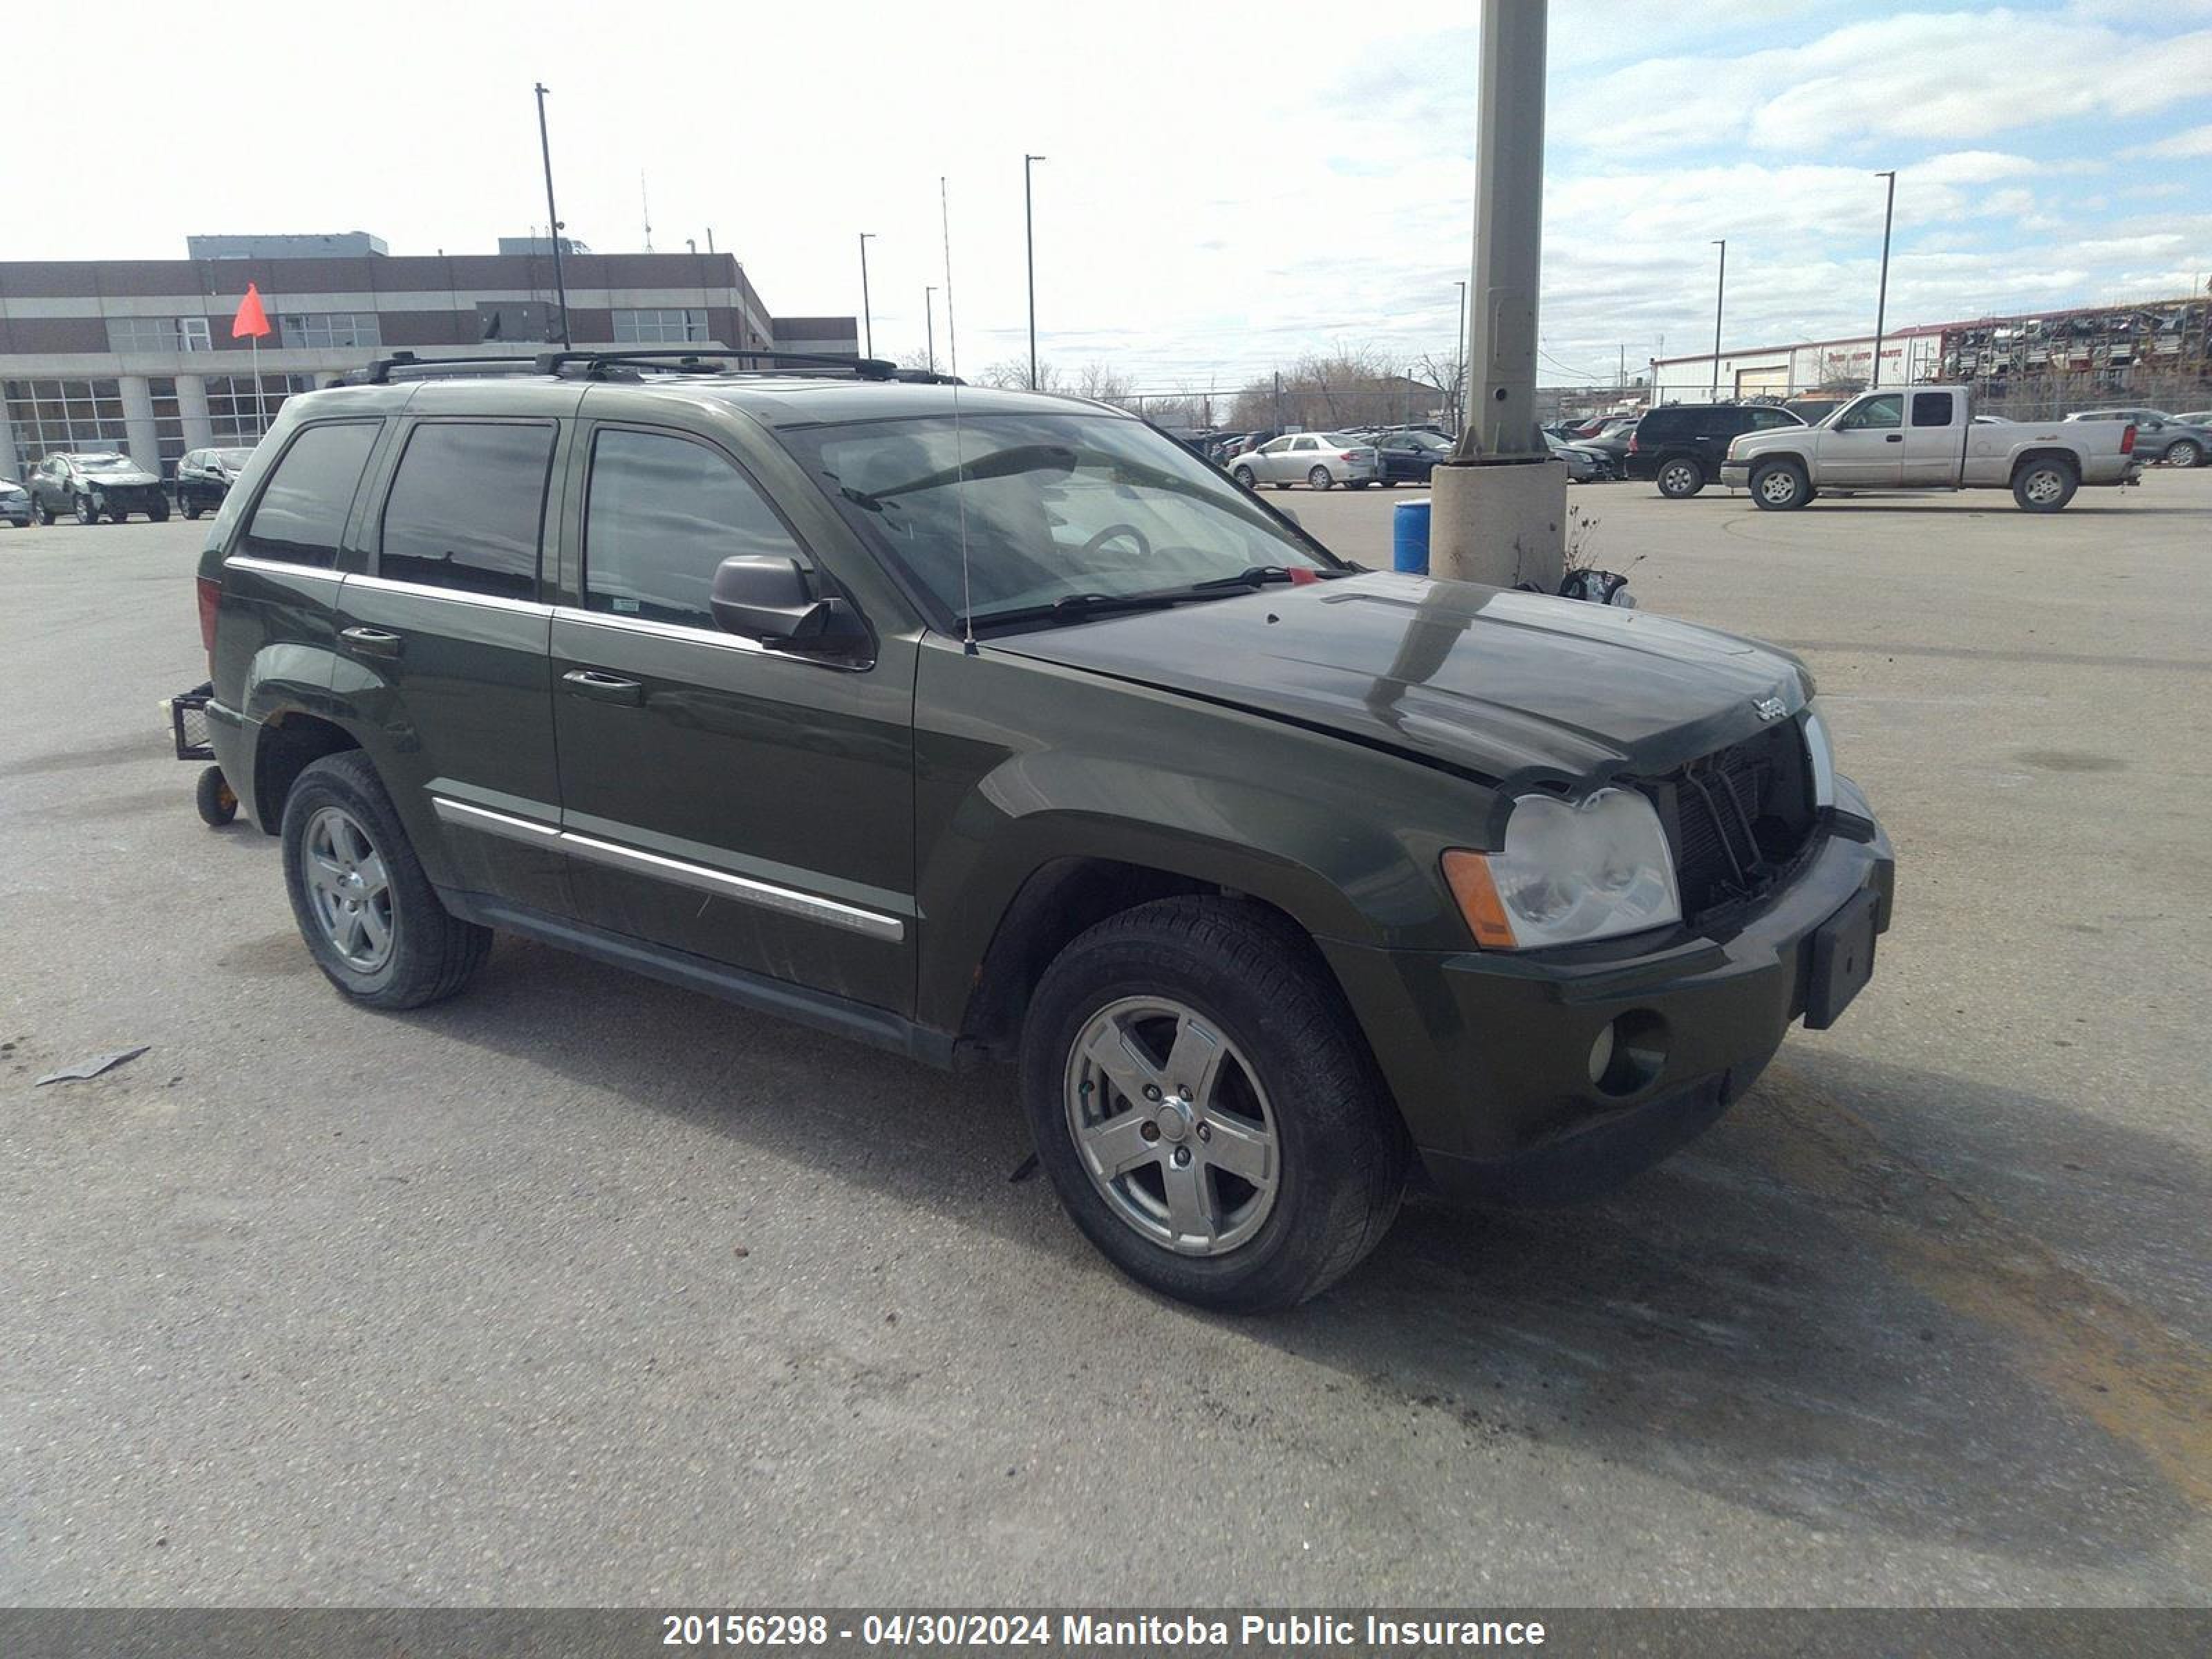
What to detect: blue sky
<box><xmin>26</xmin><ymin>1</ymin><xmax>2212</xmax><ymax>393</ymax></box>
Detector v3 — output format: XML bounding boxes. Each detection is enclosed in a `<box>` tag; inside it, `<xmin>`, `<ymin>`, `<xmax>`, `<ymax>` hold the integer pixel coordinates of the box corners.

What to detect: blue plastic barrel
<box><xmin>1391</xmin><ymin>497</ymin><xmax>1431</xmax><ymax>574</ymax></box>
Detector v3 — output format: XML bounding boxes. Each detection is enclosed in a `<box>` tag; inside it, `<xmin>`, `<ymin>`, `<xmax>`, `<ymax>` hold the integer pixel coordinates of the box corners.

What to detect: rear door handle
<box><xmin>340</xmin><ymin>626</ymin><xmax>403</xmax><ymax>658</ymax></box>
<box><xmin>562</xmin><ymin>668</ymin><xmax>644</xmax><ymax>705</ymax></box>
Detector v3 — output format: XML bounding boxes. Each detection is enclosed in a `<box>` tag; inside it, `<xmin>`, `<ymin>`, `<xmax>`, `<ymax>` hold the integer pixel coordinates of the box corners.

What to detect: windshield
<box><xmin>776</xmin><ymin>412</ymin><xmax>1338</xmax><ymax>629</ymax></box>
<box><xmin>216</xmin><ymin>448</ymin><xmax>256</xmax><ymax>468</ymax></box>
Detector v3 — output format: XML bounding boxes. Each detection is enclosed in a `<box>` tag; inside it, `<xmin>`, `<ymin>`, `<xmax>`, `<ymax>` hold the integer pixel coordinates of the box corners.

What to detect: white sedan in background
<box><xmin>1228</xmin><ymin>431</ymin><xmax>1381</xmax><ymax>491</ymax></box>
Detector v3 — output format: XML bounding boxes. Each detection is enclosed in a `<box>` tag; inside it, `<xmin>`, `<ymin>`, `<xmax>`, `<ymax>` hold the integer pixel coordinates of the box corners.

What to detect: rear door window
<box><xmin>1911</xmin><ymin>392</ymin><xmax>1955</xmax><ymax>427</ymax></box>
<box><xmin>582</xmin><ymin>428</ymin><xmax>809</xmax><ymax>630</ymax></box>
<box><xmin>238</xmin><ymin>421</ymin><xmax>379</xmax><ymax>569</ymax></box>
<box><xmin>378</xmin><ymin>420</ymin><xmax>556</xmax><ymax>600</ymax></box>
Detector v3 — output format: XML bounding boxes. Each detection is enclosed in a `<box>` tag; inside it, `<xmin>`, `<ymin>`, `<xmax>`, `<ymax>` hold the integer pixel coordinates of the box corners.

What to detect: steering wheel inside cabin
<box><xmin>1079</xmin><ymin>522</ymin><xmax>1153</xmax><ymax>561</ymax></box>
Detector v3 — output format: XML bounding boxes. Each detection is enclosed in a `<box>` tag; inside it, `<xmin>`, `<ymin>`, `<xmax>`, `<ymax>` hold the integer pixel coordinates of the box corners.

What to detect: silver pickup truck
<box><xmin>1721</xmin><ymin>386</ymin><xmax>2140</xmax><ymax>512</ymax></box>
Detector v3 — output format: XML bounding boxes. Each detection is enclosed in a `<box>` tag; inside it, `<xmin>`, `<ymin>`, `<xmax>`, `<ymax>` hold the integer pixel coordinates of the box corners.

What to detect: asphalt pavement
<box><xmin>3</xmin><ymin>467</ymin><xmax>2208</xmax><ymax>1606</ymax></box>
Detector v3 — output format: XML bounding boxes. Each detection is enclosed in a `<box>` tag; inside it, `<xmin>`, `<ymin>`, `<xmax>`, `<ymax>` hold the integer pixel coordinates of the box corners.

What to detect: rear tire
<box><xmin>1750</xmin><ymin>459</ymin><xmax>1810</xmax><ymax>511</ymax></box>
<box><xmin>2012</xmin><ymin>458</ymin><xmax>2078</xmax><ymax>512</ymax></box>
<box><xmin>2166</xmin><ymin>439</ymin><xmax>2202</xmax><ymax>469</ymax></box>
<box><xmin>280</xmin><ymin>751</ymin><xmax>492</xmax><ymax>1009</ymax></box>
<box><xmin>1306</xmin><ymin>465</ymin><xmax>1334</xmax><ymax>490</ymax></box>
<box><xmin>1656</xmin><ymin>456</ymin><xmax>1705</xmax><ymax>498</ymax></box>
<box><xmin>1021</xmin><ymin>896</ymin><xmax>1407</xmax><ymax>1312</ymax></box>
<box><xmin>151</xmin><ymin>500</ymin><xmax>170</xmax><ymax>523</ymax></box>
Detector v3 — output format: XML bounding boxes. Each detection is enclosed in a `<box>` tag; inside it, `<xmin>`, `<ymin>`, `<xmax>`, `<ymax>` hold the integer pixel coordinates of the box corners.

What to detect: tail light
<box><xmin>1340</xmin><ymin>451</ymin><xmax>1361</xmax><ymax>462</ymax></box>
<box><xmin>2121</xmin><ymin>424</ymin><xmax>2136</xmax><ymax>453</ymax></box>
<box><xmin>1627</xmin><ymin>433</ymin><xmax>1640</xmax><ymax>454</ymax></box>
<box><xmin>196</xmin><ymin>574</ymin><xmax>221</xmax><ymax>666</ymax></box>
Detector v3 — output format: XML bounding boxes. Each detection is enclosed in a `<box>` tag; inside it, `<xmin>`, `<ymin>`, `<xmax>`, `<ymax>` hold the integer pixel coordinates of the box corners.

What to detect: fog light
<box><xmin>1586</xmin><ymin>1022</ymin><xmax>1616</xmax><ymax>1086</ymax></box>
<box><xmin>1589</xmin><ymin>1011</ymin><xmax>1667</xmax><ymax>1098</ymax></box>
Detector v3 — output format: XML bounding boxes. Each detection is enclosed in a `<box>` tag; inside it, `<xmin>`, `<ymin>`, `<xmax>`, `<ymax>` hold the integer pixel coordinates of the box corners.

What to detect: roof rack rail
<box><xmin>351</xmin><ymin>351</ymin><xmax>550</xmax><ymax>386</ymax></box>
<box><xmin>535</xmin><ymin>347</ymin><xmax>902</xmax><ymax>382</ymax></box>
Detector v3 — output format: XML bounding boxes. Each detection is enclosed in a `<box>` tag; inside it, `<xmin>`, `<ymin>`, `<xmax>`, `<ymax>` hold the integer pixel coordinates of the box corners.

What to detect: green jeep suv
<box><xmin>194</xmin><ymin>349</ymin><xmax>1894</xmax><ymax>1311</ymax></box>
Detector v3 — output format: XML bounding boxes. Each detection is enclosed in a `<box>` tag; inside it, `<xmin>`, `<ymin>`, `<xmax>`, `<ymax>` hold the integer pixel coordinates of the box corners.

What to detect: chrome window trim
<box><xmin>224</xmin><ymin>554</ymin><xmax>344</xmax><ymax>582</ymax></box>
<box><xmin>348</xmin><ymin>572</ymin><xmax>552</xmax><ymax>617</ymax></box>
<box><xmin>429</xmin><ymin>796</ymin><xmax>905</xmax><ymax>944</ymax></box>
<box><xmin>552</xmin><ymin>604</ymin><xmax>765</xmax><ymax>655</ymax></box>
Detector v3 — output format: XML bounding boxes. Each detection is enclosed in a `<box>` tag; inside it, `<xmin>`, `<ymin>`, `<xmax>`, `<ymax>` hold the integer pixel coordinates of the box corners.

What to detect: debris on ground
<box><xmin>35</xmin><ymin>1047</ymin><xmax>150</xmax><ymax>1086</ymax></box>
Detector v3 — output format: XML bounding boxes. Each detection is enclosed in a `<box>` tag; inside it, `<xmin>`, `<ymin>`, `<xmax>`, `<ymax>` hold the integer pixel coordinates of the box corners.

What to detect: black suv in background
<box><xmin>1629</xmin><ymin>404</ymin><xmax>1805</xmax><ymax>498</ymax></box>
<box><xmin>176</xmin><ymin>447</ymin><xmax>259</xmax><ymax>519</ymax></box>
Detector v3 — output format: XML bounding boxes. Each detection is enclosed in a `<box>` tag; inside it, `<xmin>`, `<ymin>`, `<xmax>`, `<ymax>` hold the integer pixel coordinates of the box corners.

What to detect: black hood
<box><xmin>993</xmin><ymin>572</ymin><xmax>1810</xmax><ymax>789</ymax></box>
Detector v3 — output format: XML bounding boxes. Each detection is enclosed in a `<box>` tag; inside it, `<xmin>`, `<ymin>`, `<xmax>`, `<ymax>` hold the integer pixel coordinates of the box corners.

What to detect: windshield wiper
<box><xmin>1179</xmin><ymin>563</ymin><xmax>1356</xmax><ymax>594</ymax></box>
<box><xmin>960</xmin><ymin>590</ymin><xmax>1190</xmax><ymax>632</ymax></box>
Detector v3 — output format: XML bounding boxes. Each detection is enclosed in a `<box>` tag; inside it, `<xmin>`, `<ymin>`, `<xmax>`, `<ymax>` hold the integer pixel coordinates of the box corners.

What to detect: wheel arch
<box><xmin>2009</xmin><ymin>445</ymin><xmax>2081</xmax><ymax>481</ymax></box>
<box><xmin>250</xmin><ymin>709</ymin><xmax>363</xmax><ymax>836</ymax></box>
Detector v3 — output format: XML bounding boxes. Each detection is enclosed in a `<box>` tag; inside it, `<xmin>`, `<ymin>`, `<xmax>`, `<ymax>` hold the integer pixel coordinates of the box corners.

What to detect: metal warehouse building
<box><xmin>0</xmin><ymin>232</ymin><xmax>856</xmax><ymax>480</ymax></box>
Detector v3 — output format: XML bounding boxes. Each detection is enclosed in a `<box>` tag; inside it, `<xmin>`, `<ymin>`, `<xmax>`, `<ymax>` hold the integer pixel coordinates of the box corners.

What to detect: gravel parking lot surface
<box><xmin>4</xmin><ymin>470</ymin><xmax>2209</xmax><ymax>1606</ymax></box>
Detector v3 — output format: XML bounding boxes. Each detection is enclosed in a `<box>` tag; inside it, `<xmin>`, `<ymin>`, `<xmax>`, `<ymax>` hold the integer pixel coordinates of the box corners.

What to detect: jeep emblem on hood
<box><xmin>1754</xmin><ymin>695</ymin><xmax>1788</xmax><ymax>722</ymax></box>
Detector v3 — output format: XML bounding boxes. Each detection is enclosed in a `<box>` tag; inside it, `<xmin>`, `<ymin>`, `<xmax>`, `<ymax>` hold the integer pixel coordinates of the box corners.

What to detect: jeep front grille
<box><xmin>1643</xmin><ymin>720</ymin><xmax>1819</xmax><ymax>924</ymax></box>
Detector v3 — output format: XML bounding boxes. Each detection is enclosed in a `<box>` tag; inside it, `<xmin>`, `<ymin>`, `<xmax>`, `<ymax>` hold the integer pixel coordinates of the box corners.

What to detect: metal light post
<box><xmin>1024</xmin><ymin>153</ymin><xmax>1047</xmax><ymax>389</ymax></box>
<box><xmin>1872</xmin><ymin>170</ymin><xmax>1897</xmax><ymax>388</ymax></box>
<box><xmin>924</xmin><ymin>285</ymin><xmax>937</xmax><ymax>373</ymax></box>
<box><xmin>533</xmin><ymin>82</ymin><xmax>572</xmax><ymax>348</ymax></box>
<box><xmin>857</xmin><ymin>233</ymin><xmax>877</xmax><ymax>358</ymax></box>
<box><xmin>1709</xmin><ymin>238</ymin><xmax>1727</xmax><ymax>400</ymax></box>
<box><xmin>1453</xmin><ymin>279</ymin><xmax>1468</xmax><ymax>436</ymax></box>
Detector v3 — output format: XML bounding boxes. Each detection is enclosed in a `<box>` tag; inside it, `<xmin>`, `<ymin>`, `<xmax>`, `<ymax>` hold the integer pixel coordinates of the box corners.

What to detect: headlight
<box><xmin>1443</xmin><ymin>787</ymin><xmax>1682</xmax><ymax>950</ymax></box>
<box><xmin>1801</xmin><ymin>703</ymin><xmax>1837</xmax><ymax>809</ymax></box>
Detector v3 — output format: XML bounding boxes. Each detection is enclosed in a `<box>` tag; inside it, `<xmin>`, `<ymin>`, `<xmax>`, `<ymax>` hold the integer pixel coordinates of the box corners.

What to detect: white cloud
<box><xmin>2124</xmin><ymin>122</ymin><xmax>2212</xmax><ymax>159</ymax></box>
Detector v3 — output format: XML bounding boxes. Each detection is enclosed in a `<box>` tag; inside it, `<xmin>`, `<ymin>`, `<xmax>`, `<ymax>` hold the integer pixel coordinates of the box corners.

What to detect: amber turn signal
<box><xmin>1442</xmin><ymin>850</ymin><xmax>1518</xmax><ymax>949</ymax></box>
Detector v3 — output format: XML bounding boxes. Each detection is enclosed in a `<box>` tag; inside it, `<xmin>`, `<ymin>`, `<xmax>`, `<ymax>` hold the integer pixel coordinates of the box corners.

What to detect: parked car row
<box><xmin>1</xmin><ymin>445</ymin><xmax>258</xmax><ymax>526</ymax></box>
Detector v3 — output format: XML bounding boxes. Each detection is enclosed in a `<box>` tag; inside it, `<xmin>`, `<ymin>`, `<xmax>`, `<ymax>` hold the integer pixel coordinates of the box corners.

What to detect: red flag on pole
<box><xmin>231</xmin><ymin>282</ymin><xmax>271</xmax><ymax>339</ymax></box>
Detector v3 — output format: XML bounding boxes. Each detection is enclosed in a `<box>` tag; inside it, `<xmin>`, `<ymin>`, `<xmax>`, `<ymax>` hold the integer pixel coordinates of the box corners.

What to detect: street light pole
<box><xmin>533</xmin><ymin>82</ymin><xmax>572</xmax><ymax>348</ymax></box>
<box><xmin>857</xmin><ymin>233</ymin><xmax>877</xmax><ymax>358</ymax></box>
<box><xmin>1452</xmin><ymin>0</ymin><xmax>1548</xmax><ymax>461</ymax></box>
<box><xmin>1872</xmin><ymin>170</ymin><xmax>1897</xmax><ymax>388</ymax></box>
<box><xmin>1453</xmin><ymin>279</ymin><xmax>1468</xmax><ymax>436</ymax></box>
<box><xmin>1024</xmin><ymin>154</ymin><xmax>1047</xmax><ymax>390</ymax></box>
<box><xmin>1709</xmin><ymin>238</ymin><xmax>1727</xmax><ymax>399</ymax></box>
<box><xmin>924</xmin><ymin>285</ymin><xmax>937</xmax><ymax>373</ymax></box>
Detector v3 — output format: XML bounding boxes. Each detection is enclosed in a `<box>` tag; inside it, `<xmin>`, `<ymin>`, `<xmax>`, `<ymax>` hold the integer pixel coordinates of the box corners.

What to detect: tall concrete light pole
<box><xmin>1709</xmin><ymin>238</ymin><xmax>1727</xmax><ymax>399</ymax></box>
<box><xmin>858</xmin><ymin>233</ymin><xmax>877</xmax><ymax>358</ymax></box>
<box><xmin>1872</xmin><ymin>170</ymin><xmax>1897</xmax><ymax>388</ymax></box>
<box><xmin>1432</xmin><ymin>0</ymin><xmax>1564</xmax><ymax>590</ymax></box>
<box><xmin>1024</xmin><ymin>153</ymin><xmax>1047</xmax><ymax>390</ymax></box>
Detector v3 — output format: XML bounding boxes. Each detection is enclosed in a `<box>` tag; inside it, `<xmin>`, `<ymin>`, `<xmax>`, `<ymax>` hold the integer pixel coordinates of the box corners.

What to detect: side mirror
<box><xmin>709</xmin><ymin>555</ymin><xmax>867</xmax><ymax>655</ymax></box>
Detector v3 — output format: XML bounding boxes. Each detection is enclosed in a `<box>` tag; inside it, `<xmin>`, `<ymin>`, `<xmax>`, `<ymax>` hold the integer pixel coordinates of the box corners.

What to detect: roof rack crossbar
<box><xmin>357</xmin><ymin>351</ymin><xmax>550</xmax><ymax>386</ymax></box>
<box><xmin>535</xmin><ymin>347</ymin><xmax>901</xmax><ymax>382</ymax></box>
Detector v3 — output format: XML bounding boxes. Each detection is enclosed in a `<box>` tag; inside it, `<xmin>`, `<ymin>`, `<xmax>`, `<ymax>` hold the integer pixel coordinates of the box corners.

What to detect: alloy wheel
<box><xmin>301</xmin><ymin>806</ymin><xmax>395</xmax><ymax>972</ymax></box>
<box><xmin>1063</xmin><ymin>995</ymin><xmax>1280</xmax><ymax>1257</ymax></box>
<box><xmin>2023</xmin><ymin>467</ymin><xmax>2064</xmax><ymax>505</ymax></box>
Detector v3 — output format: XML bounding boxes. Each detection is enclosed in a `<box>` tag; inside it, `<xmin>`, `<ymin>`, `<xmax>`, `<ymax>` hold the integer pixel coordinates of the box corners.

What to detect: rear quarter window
<box><xmin>238</xmin><ymin>421</ymin><xmax>380</xmax><ymax>569</ymax></box>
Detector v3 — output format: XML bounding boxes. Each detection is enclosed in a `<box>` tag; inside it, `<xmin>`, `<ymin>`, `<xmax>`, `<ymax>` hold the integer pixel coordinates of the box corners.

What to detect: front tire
<box><xmin>1656</xmin><ymin>456</ymin><xmax>1705</xmax><ymax>498</ymax></box>
<box><xmin>182</xmin><ymin>495</ymin><xmax>203</xmax><ymax>521</ymax></box>
<box><xmin>2012</xmin><ymin>458</ymin><xmax>2077</xmax><ymax>512</ymax></box>
<box><xmin>1231</xmin><ymin>465</ymin><xmax>1256</xmax><ymax>489</ymax></box>
<box><xmin>1750</xmin><ymin>458</ymin><xmax>1810</xmax><ymax>511</ymax></box>
<box><xmin>2166</xmin><ymin>439</ymin><xmax>2202</xmax><ymax>469</ymax></box>
<box><xmin>151</xmin><ymin>499</ymin><xmax>170</xmax><ymax>523</ymax></box>
<box><xmin>75</xmin><ymin>494</ymin><xmax>100</xmax><ymax>525</ymax></box>
<box><xmin>281</xmin><ymin>751</ymin><xmax>492</xmax><ymax>1009</ymax></box>
<box><xmin>36</xmin><ymin>499</ymin><xmax>55</xmax><ymax>525</ymax></box>
<box><xmin>1021</xmin><ymin>897</ymin><xmax>1407</xmax><ymax>1312</ymax></box>
<box><xmin>1306</xmin><ymin>465</ymin><xmax>1334</xmax><ymax>491</ymax></box>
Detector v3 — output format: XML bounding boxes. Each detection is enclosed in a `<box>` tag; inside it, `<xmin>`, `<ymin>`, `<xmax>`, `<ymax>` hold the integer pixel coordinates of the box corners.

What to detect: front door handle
<box><xmin>1884</xmin><ymin>433</ymin><xmax>1904</xmax><ymax>443</ymax></box>
<box><xmin>340</xmin><ymin>625</ymin><xmax>403</xmax><ymax>658</ymax></box>
<box><xmin>562</xmin><ymin>668</ymin><xmax>644</xmax><ymax>705</ymax></box>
